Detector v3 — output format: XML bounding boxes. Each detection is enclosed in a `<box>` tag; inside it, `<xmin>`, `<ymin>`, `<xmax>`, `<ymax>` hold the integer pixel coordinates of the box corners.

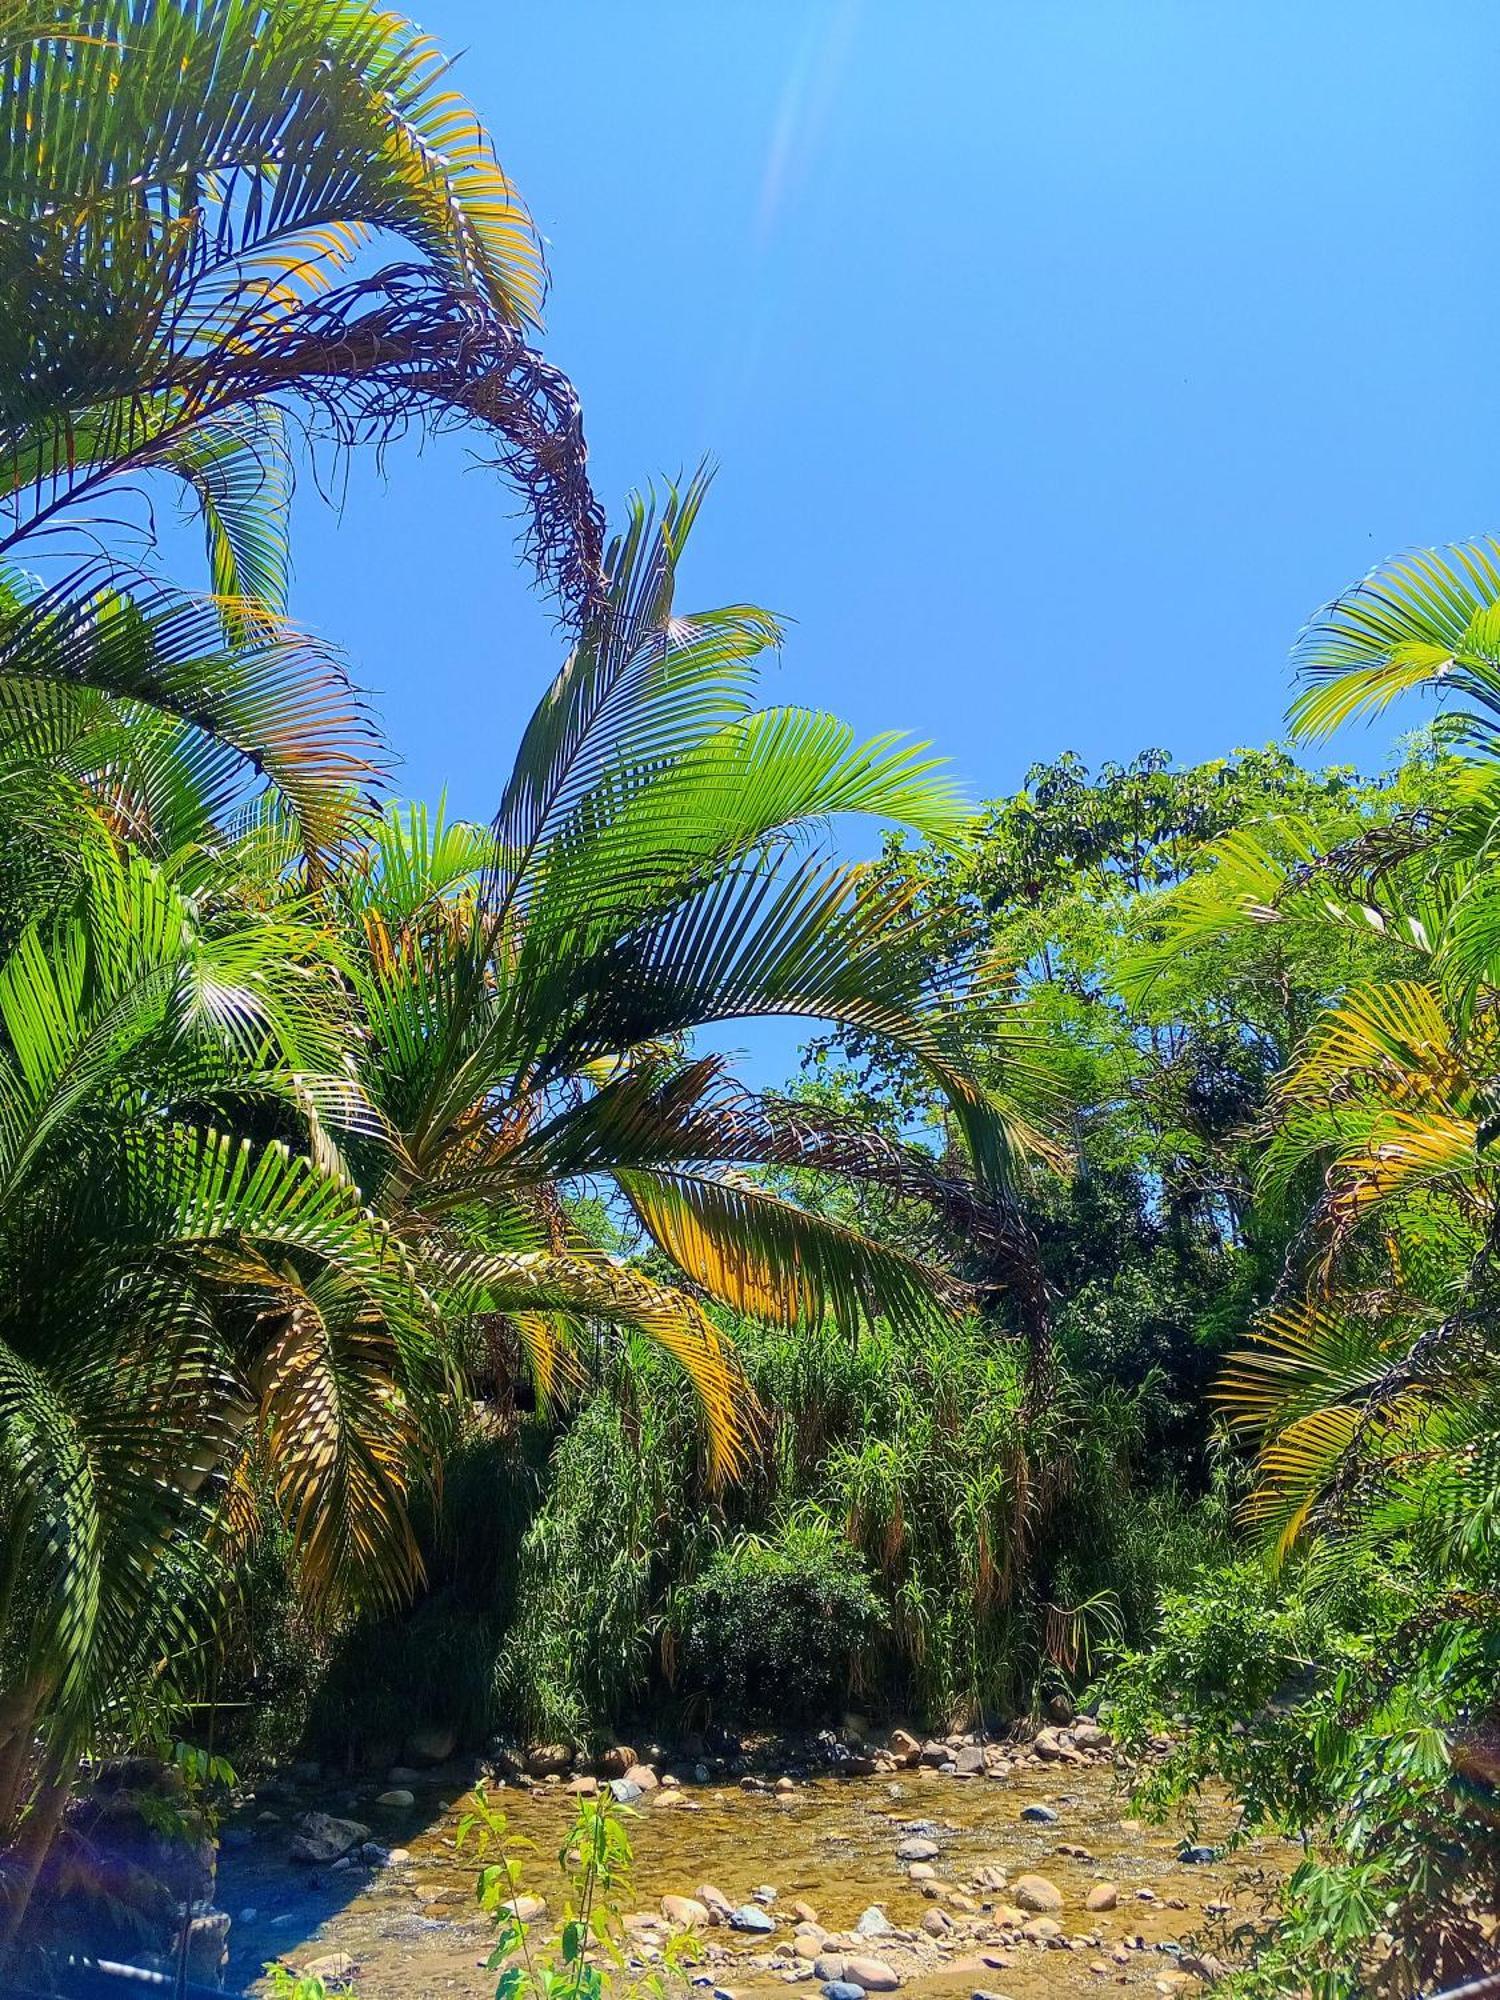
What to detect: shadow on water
<box><xmin>215</xmin><ymin>1772</ymin><xmax>459</xmax><ymax>1994</ymax></box>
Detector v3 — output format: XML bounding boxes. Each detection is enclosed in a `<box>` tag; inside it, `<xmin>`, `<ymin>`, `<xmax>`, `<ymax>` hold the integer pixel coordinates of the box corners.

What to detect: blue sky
<box><xmin>287</xmin><ymin>1</ymin><xmax>1493</xmax><ymax>823</ymax></box>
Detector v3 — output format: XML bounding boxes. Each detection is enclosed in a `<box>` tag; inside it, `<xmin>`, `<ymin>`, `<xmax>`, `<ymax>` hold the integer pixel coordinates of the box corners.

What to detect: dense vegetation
<box><xmin>0</xmin><ymin>5</ymin><xmax>1496</xmax><ymax>1996</ymax></box>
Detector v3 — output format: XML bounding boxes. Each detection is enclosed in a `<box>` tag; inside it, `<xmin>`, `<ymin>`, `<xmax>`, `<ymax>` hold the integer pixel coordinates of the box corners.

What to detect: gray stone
<box><xmin>813</xmin><ymin>1955</ymin><xmax>848</xmax><ymax>1983</ymax></box>
<box><xmin>1178</xmin><ymin>1843</ymin><xmax>1216</xmax><ymax>1865</ymax></box>
<box><xmin>609</xmin><ymin>1778</ymin><xmax>643</xmax><ymax>1804</ymax></box>
<box><xmin>953</xmin><ymin>1745</ymin><xmax>985</xmax><ymax>1776</ymax></box>
<box><xmin>731</xmin><ymin>1904</ymin><xmax>776</xmax><ymax>1934</ymax></box>
<box><xmin>824</xmin><ymin>1985</ymin><xmax>863</xmax><ymax>2000</ymax></box>
<box><xmin>288</xmin><ymin>1812</ymin><xmax>370</xmax><ymax>1864</ymax></box>
<box><xmin>375</xmin><ymin>1788</ymin><xmax>414</xmax><ymax>1809</ymax></box>
<box><xmin>854</xmin><ymin>1906</ymin><xmax>891</xmax><ymax>1937</ymax></box>
<box><xmin>895</xmin><ymin>1836</ymin><xmax>939</xmax><ymax>1862</ymax></box>
<box><xmin>1019</xmin><ymin>1804</ymin><xmax>1057</xmax><ymax>1823</ymax></box>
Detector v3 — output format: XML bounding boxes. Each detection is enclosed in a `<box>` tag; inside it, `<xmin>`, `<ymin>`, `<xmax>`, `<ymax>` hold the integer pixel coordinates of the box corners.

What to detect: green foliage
<box><xmin>670</xmin><ymin>1516</ymin><xmax>885</xmax><ymax>1721</ymax></box>
<box><xmin>459</xmin><ymin>1786</ymin><xmax>694</xmax><ymax>2000</ymax></box>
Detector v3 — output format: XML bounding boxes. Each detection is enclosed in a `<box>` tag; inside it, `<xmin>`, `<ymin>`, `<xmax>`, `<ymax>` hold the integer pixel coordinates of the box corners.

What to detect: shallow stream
<box><xmin>220</xmin><ymin>1757</ymin><xmax>1294</xmax><ymax>2000</ymax></box>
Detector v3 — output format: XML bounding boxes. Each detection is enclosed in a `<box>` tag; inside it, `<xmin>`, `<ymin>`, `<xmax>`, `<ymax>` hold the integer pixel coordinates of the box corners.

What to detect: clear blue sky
<box><xmin>288</xmin><ymin>0</ymin><xmax>1495</xmax><ymax>821</ymax></box>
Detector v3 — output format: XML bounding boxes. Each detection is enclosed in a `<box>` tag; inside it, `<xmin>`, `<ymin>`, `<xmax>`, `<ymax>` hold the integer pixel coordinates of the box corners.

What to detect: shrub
<box><xmin>669</xmin><ymin>1514</ymin><xmax>885</xmax><ymax>1721</ymax></box>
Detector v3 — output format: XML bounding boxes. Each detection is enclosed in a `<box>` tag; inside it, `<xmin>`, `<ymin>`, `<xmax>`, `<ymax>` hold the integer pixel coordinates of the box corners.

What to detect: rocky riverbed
<box><xmin>217</xmin><ymin>1724</ymin><xmax>1296</xmax><ymax>2000</ymax></box>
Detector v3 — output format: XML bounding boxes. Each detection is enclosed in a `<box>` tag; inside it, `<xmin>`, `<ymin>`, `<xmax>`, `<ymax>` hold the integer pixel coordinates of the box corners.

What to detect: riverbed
<box><xmin>220</xmin><ymin>1751</ymin><xmax>1294</xmax><ymax>1999</ymax></box>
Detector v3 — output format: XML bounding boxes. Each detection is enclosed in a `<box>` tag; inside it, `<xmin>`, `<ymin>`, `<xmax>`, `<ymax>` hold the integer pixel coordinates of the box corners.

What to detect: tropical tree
<box><xmin>0</xmin><ymin>0</ymin><xmax>603</xmax><ymax>866</ymax></box>
<box><xmin>0</xmin><ymin>473</ymin><xmax>1048</xmax><ymax>1945</ymax></box>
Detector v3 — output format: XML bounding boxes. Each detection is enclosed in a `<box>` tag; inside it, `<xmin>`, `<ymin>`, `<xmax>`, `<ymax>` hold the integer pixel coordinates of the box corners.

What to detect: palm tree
<box><xmin>331</xmin><ymin>476</ymin><xmax>1052</xmax><ymax>1478</ymax></box>
<box><xmin>1190</xmin><ymin>539</ymin><xmax>1500</xmax><ymax>1550</ymax></box>
<box><xmin>0</xmin><ymin>478</ymin><xmax>1048</xmax><ymax>1941</ymax></box>
<box><xmin>0</xmin><ymin>0</ymin><xmax>603</xmax><ymax>862</ymax></box>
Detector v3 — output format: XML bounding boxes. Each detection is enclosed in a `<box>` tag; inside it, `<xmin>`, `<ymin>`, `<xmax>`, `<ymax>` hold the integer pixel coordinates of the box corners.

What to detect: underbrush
<box><xmin>223</xmin><ymin>1314</ymin><xmax>1225</xmax><ymax>1764</ymax></box>
<box><xmin>1102</xmin><ymin>1553</ymin><xmax>1500</xmax><ymax>1998</ymax></box>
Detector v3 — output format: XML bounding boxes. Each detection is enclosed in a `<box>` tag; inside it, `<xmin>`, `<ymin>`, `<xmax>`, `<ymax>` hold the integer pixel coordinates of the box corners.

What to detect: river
<box><xmin>219</xmin><ymin>1752</ymin><xmax>1294</xmax><ymax>1999</ymax></box>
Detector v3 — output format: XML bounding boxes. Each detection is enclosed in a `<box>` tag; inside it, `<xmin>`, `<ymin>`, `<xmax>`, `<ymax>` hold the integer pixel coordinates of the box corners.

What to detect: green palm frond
<box><xmin>1290</xmin><ymin>537</ymin><xmax>1500</xmax><ymax>748</ymax></box>
<box><xmin>618</xmin><ymin>1165</ymin><xmax>966</xmax><ymax>1336</ymax></box>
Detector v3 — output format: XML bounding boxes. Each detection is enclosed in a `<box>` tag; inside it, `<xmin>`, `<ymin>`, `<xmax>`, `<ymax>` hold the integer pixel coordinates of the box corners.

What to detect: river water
<box><xmin>220</xmin><ymin>1756</ymin><xmax>1295</xmax><ymax>2000</ymax></box>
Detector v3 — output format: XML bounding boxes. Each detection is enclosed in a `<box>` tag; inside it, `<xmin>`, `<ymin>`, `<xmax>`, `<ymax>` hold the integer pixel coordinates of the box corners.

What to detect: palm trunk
<box><xmin>0</xmin><ymin>1736</ymin><xmax>75</xmax><ymax>1950</ymax></box>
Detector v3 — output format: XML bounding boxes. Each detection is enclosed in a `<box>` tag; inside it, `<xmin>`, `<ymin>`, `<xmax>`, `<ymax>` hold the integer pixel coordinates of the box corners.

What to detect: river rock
<box><xmin>526</xmin><ymin>1743</ymin><xmax>573</xmax><ymax>1777</ymax></box>
<box><xmin>844</xmin><ymin>1956</ymin><xmax>901</xmax><ymax>1991</ymax></box>
<box><xmin>569</xmin><ymin>1775</ymin><xmax>599</xmax><ymax>1797</ymax></box>
<box><xmin>599</xmin><ymin>1745</ymin><xmax>637</xmax><ymax>1777</ymax></box>
<box><xmin>698</xmin><ymin>1883</ymin><xmax>734</xmax><ymax>1922</ymax></box>
<box><xmin>404</xmin><ymin>1724</ymin><xmax>457</xmax><ymax>1766</ymax></box>
<box><xmin>375</xmin><ymin>1788</ymin><xmax>414</xmax><ymax>1809</ymax></box>
<box><xmin>1178</xmin><ymin>1843</ymin><xmax>1216</xmax><ymax>1865</ymax></box>
<box><xmin>887</xmin><ymin>1728</ymin><xmax>921</xmax><ymax>1766</ymax></box>
<box><xmin>300</xmin><ymin>1952</ymin><xmax>356</xmax><ymax>1983</ymax></box>
<box><xmin>974</xmin><ymin>1865</ymin><xmax>1008</xmax><ymax>1892</ymax></box>
<box><xmin>731</xmin><ymin>1904</ymin><xmax>776</xmax><ymax>1934</ymax></box>
<box><xmin>793</xmin><ymin>1900</ymin><xmax>821</xmax><ymax>1926</ymax></box>
<box><xmin>919</xmin><ymin>1740</ymin><xmax>951</xmax><ymax>1768</ymax></box>
<box><xmin>386</xmin><ymin>1764</ymin><xmax>424</xmax><ymax>1785</ymax></box>
<box><xmin>952</xmin><ymin>1745</ymin><xmax>985</xmax><ymax>1777</ymax></box>
<box><xmin>921</xmin><ymin>1909</ymin><xmax>952</xmax><ymax>1937</ymax></box>
<box><xmin>625</xmin><ymin>1762</ymin><xmax>660</xmax><ymax>1792</ymax></box>
<box><xmin>823</xmin><ymin>1984</ymin><xmax>863</xmax><ymax>2000</ymax></box>
<box><xmin>813</xmin><ymin>1954</ymin><xmax>848</xmax><ymax>1982</ymax></box>
<box><xmin>1013</xmin><ymin>1874</ymin><xmax>1063</xmax><ymax>1914</ymax></box>
<box><xmin>503</xmin><ymin>1894</ymin><xmax>547</xmax><ymax>1923</ymax></box>
<box><xmin>288</xmin><ymin>1812</ymin><xmax>369</xmax><ymax>1864</ymax></box>
<box><xmin>1072</xmin><ymin>1722</ymin><xmax>1111</xmax><ymax>1751</ymax></box>
<box><xmin>1046</xmin><ymin>1693</ymin><xmax>1075</xmax><ymax>1725</ymax></box>
<box><xmin>1019</xmin><ymin>1804</ymin><xmax>1057</xmax><ymax>1824</ymax></box>
<box><xmin>895</xmin><ymin>1836</ymin><xmax>939</xmax><ymax>1862</ymax></box>
<box><xmin>854</xmin><ymin>1906</ymin><xmax>891</xmax><ymax>1937</ymax></box>
<box><xmin>1032</xmin><ymin>1728</ymin><xmax>1082</xmax><ymax>1765</ymax></box>
<box><xmin>908</xmin><ymin>1862</ymin><xmax>935</xmax><ymax>1881</ymax></box>
<box><xmin>1022</xmin><ymin>1916</ymin><xmax>1062</xmax><ymax>1942</ymax></box>
<box><xmin>662</xmin><ymin>1894</ymin><xmax>710</xmax><ymax>1927</ymax></box>
<box><xmin>794</xmin><ymin>1930</ymin><xmax>825</xmax><ymax>1960</ymax></box>
<box><xmin>1086</xmin><ymin>1883</ymin><xmax>1118</xmax><ymax>1912</ymax></box>
<box><xmin>609</xmin><ymin>1778</ymin><xmax>643</xmax><ymax>1804</ymax></box>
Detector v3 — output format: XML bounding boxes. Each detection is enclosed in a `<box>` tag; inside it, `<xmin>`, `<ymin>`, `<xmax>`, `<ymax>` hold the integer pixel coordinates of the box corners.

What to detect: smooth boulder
<box><xmin>1012</xmin><ymin>1874</ymin><xmax>1063</xmax><ymax>1914</ymax></box>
